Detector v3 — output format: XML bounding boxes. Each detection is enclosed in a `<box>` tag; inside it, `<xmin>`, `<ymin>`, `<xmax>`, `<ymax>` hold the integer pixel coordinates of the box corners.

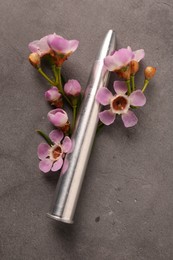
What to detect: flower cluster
<box><xmin>28</xmin><ymin>34</ymin><xmax>81</xmax><ymax>173</ymax></box>
<box><xmin>96</xmin><ymin>46</ymin><xmax>156</xmax><ymax>127</ymax></box>
<box><xmin>28</xmin><ymin>34</ymin><xmax>156</xmax><ymax>173</ymax></box>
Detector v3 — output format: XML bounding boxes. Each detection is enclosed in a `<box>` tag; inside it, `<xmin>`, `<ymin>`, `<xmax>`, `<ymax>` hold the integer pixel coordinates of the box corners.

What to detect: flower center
<box><xmin>52</xmin><ymin>146</ymin><xmax>62</xmax><ymax>160</ymax></box>
<box><xmin>112</xmin><ymin>96</ymin><xmax>127</xmax><ymax>110</ymax></box>
<box><xmin>110</xmin><ymin>95</ymin><xmax>129</xmax><ymax>114</ymax></box>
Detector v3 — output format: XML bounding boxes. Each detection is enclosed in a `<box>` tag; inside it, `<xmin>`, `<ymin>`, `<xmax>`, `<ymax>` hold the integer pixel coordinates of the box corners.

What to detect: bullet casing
<box><xmin>47</xmin><ymin>30</ymin><xmax>116</xmax><ymax>223</ymax></box>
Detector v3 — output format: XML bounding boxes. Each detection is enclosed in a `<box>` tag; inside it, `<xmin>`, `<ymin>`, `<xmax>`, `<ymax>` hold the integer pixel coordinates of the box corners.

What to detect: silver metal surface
<box><xmin>47</xmin><ymin>30</ymin><xmax>116</xmax><ymax>223</ymax></box>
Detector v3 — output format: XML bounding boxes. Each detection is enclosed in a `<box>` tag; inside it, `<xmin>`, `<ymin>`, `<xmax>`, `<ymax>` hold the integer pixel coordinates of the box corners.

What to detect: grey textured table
<box><xmin>0</xmin><ymin>1</ymin><xmax>173</xmax><ymax>259</ymax></box>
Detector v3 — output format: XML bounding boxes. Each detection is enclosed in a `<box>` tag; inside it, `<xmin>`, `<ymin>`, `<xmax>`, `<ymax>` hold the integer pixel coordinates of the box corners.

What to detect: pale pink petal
<box><xmin>51</xmin><ymin>157</ymin><xmax>63</xmax><ymax>172</ymax></box>
<box><xmin>127</xmin><ymin>46</ymin><xmax>132</xmax><ymax>52</ymax></box>
<box><xmin>113</xmin><ymin>81</ymin><xmax>127</xmax><ymax>94</ymax></box>
<box><xmin>62</xmin><ymin>136</ymin><xmax>72</xmax><ymax>153</ymax></box>
<box><xmin>39</xmin><ymin>159</ymin><xmax>52</xmax><ymax>173</ymax></box>
<box><xmin>48</xmin><ymin>34</ymin><xmax>79</xmax><ymax>54</ymax></box>
<box><xmin>104</xmin><ymin>54</ymin><xmax>122</xmax><ymax>71</ymax></box>
<box><xmin>95</xmin><ymin>88</ymin><xmax>113</xmax><ymax>105</ymax></box>
<box><xmin>64</xmin><ymin>79</ymin><xmax>81</xmax><ymax>96</ymax></box>
<box><xmin>37</xmin><ymin>143</ymin><xmax>50</xmax><ymax>160</ymax></box>
<box><xmin>99</xmin><ymin>110</ymin><xmax>116</xmax><ymax>125</ymax></box>
<box><xmin>116</xmin><ymin>48</ymin><xmax>134</xmax><ymax>66</ymax></box>
<box><xmin>28</xmin><ymin>35</ymin><xmax>51</xmax><ymax>56</ymax></box>
<box><xmin>121</xmin><ymin>110</ymin><xmax>138</xmax><ymax>127</ymax></box>
<box><xmin>49</xmin><ymin>129</ymin><xmax>64</xmax><ymax>143</ymax></box>
<box><xmin>28</xmin><ymin>40</ymin><xmax>40</xmax><ymax>53</ymax></box>
<box><xmin>45</xmin><ymin>86</ymin><xmax>61</xmax><ymax>101</ymax></box>
<box><xmin>47</xmin><ymin>33</ymin><xmax>62</xmax><ymax>45</ymax></box>
<box><xmin>104</xmin><ymin>48</ymin><xmax>134</xmax><ymax>71</ymax></box>
<box><xmin>133</xmin><ymin>49</ymin><xmax>145</xmax><ymax>62</ymax></box>
<box><xmin>61</xmin><ymin>158</ymin><xmax>69</xmax><ymax>175</ymax></box>
<box><xmin>47</xmin><ymin>108</ymin><xmax>68</xmax><ymax>127</ymax></box>
<box><xmin>129</xmin><ymin>90</ymin><xmax>146</xmax><ymax>107</ymax></box>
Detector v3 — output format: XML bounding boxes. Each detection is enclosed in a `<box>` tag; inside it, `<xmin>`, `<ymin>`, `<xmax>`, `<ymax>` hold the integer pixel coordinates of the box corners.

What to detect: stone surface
<box><xmin>0</xmin><ymin>0</ymin><xmax>173</xmax><ymax>259</ymax></box>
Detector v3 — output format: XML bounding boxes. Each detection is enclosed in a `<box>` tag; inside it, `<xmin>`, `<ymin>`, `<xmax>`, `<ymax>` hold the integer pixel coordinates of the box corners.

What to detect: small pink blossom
<box><xmin>37</xmin><ymin>129</ymin><xmax>72</xmax><ymax>173</ymax></box>
<box><xmin>96</xmin><ymin>81</ymin><xmax>146</xmax><ymax>128</ymax></box>
<box><xmin>47</xmin><ymin>108</ymin><xmax>68</xmax><ymax>127</ymax></box>
<box><xmin>104</xmin><ymin>47</ymin><xmax>145</xmax><ymax>72</ymax></box>
<box><xmin>64</xmin><ymin>79</ymin><xmax>81</xmax><ymax>96</ymax></box>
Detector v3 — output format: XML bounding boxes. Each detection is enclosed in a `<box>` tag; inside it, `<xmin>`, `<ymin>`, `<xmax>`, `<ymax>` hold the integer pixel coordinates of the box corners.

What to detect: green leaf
<box><xmin>36</xmin><ymin>130</ymin><xmax>54</xmax><ymax>146</ymax></box>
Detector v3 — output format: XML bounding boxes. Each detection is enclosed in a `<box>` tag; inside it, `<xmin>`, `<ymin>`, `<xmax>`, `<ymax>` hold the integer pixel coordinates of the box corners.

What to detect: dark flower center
<box><xmin>112</xmin><ymin>96</ymin><xmax>127</xmax><ymax>111</ymax></box>
<box><xmin>52</xmin><ymin>146</ymin><xmax>62</xmax><ymax>159</ymax></box>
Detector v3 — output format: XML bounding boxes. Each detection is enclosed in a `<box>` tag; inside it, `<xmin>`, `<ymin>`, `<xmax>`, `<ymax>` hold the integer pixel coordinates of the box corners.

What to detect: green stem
<box><xmin>61</xmin><ymin>75</ymin><xmax>66</xmax><ymax>87</ymax></box>
<box><xmin>37</xmin><ymin>68</ymin><xmax>55</xmax><ymax>85</ymax></box>
<box><xmin>52</xmin><ymin>65</ymin><xmax>58</xmax><ymax>85</ymax></box>
<box><xmin>131</xmin><ymin>75</ymin><xmax>135</xmax><ymax>92</ymax></box>
<box><xmin>72</xmin><ymin>105</ymin><xmax>77</xmax><ymax>131</ymax></box>
<box><xmin>126</xmin><ymin>79</ymin><xmax>131</xmax><ymax>95</ymax></box>
<box><xmin>56</xmin><ymin>67</ymin><xmax>72</xmax><ymax>107</ymax></box>
<box><xmin>142</xmin><ymin>79</ymin><xmax>149</xmax><ymax>92</ymax></box>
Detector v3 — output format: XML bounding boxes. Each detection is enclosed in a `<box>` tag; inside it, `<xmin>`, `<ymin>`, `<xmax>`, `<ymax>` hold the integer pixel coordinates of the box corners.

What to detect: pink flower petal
<box><xmin>64</xmin><ymin>79</ymin><xmax>81</xmax><ymax>96</ymax></box>
<box><xmin>28</xmin><ymin>35</ymin><xmax>51</xmax><ymax>57</ymax></box>
<box><xmin>47</xmin><ymin>108</ymin><xmax>68</xmax><ymax>127</ymax></box>
<box><xmin>99</xmin><ymin>110</ymin><xmax>116</xmax><ymax>125</ymax></box>
<box><xmin>133</xmin><ymin>49</ymin><xmax>145</xmax><ymax>62</ymax></box>
<box><xmin>104</xmin><ymin>54</ymin><xmax>122</xmax><ymax>71</ymax></box>
<box><xmin>48</xmin><ymin>34</ymin><xmax>79</xmax><ymax>54</ymax></box>
<box><xmin>62</xmin><ymin>136</ymin><xmax>72</xmax><ymax>153</ymax></box>
<box><xmin>113</xmin><ymin>81</ymin><xmax>127</xmax><ymax>94</ymax></box>
<box><xmin>37</xmin><ymin>143</ymin><xmax>50</xmax><ymax>160</ymax></box>
<box><xmin>95</xmin><ymin>88</ymin><xmax>113</xmax><ymax>105</ymax></box>
<box><xmin>129</xmin><ymin>90</ymin><xmax>146</xmax><ymax>107</ymax></box>
<box><xmin>104</xmin><ymin>48</ymin><xmax>134</xmax><ymax>71</ymax></box>
<box><xmin>121</xmin><ymin>110</ymin><xmax>138</xmax><ymax>127</ymax></box>
<box><xmin>127</xmin><ymin>46</ymin><xmax>132</xmax><ymax>52</ymax></box>
<box><xmin>39</xmin><ymin>159</ymin><xmax>52</xmax><ymax>173</ymax></box>
<box><xmin>45</xmin><ymin>86</ymin><xmax>61</xmax><ymax>102</ymax></box>
<box><xmin>49</xmin><ymin>129</ymin><xmax>64</xmax><ymax>143</ymax></box>
<box><xmin>51</xmin><ymin>157</ymin><xmax>63</xmax><ymax>172</ymax></box>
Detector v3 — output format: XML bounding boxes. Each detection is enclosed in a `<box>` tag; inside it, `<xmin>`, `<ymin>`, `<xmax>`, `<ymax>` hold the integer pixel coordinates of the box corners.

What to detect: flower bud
<box><xmin>64</xmin><ymin>79</ymin><xmax>81</xmax><ymax>97</ymax></box>
<box><xmin>144</xmin><ymin>66</ymin><xmax>156</xmax><ymax>80</ymax></box>
<box><xmin>28</xmin><ymin>53</ymin><xmax>40</xmax><ymax>68</ymax></box>
<box><xmin>47</xmin><ymin>108</ymin><xmax>68</xmax><ymax>128</ymax></box>
<box><xmin>130</xmin><ymin>60</ymin><xmax>139</xmax><ymax>75</ymax></box>
<box><xmin>45</xmin><ymin>87</ymin><xmax>63</xmax><ymax>107</ymax></box>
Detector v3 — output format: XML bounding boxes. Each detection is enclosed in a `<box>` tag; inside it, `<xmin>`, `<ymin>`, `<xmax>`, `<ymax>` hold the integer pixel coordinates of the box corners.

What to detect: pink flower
<box><xmin>47</xmin><ymin>108</ymin><xmax>68</xmax><ymax>127</ymax></box>
<box><xmin>96</xmin><ymin>81</ymin><xmax>146</xmax><ymax>128</ymax></box>
<box><xmin>45</xmin><ymin>86</ymin><xmax>61</xmax><ymax>101</ymax></box>
<box><xmin>28</xmin><ymin>35</ymin><xmax>51</xmax><ymax>57</ymax></box>
<box><xmin>64</xmin><ymin>79</ymin><xmax>81</xmax><ymax>96</ymax></box>
<box><xmin>48</xmin><ymin>33</ymin><xmax>79</xmax><ymax>56</ymax></box>
<box><xmin>37</xmin><ymin>129</ymin><xmax>72</xmax><ymax>173</ymax></box>
<box><xmin>104</xmin><ymin>47</ymin><xmax>145</xmax><ymax>71</ymax></box>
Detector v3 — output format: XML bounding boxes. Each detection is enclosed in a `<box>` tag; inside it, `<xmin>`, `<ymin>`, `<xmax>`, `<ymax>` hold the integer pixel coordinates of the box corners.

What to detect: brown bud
<box><xmin>28</xmin><ymin>53</ymin><xmax>40</xmax><ymax>68</ymax></box>
<box><xmin>130</xmin><ymin>60</ymin><xmax>139</xmax><ymax>75</ymax></box>
<box><xmin>144</xmin><ymin>66</ymin><xmax>156</xmax><ymax>80</ymax></box>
